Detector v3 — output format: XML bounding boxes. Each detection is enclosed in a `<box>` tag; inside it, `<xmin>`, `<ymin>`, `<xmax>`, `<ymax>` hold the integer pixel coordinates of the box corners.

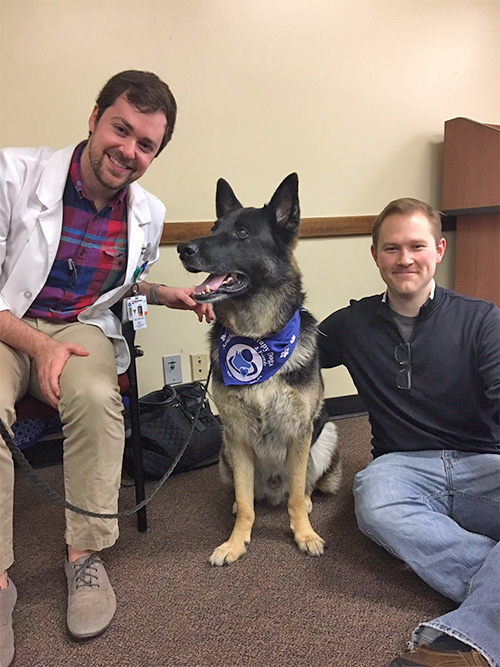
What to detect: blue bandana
<box><xmin>219</xmin><ymin>309</ymin><xmax>301</xmax><ymax>386</ymax></box>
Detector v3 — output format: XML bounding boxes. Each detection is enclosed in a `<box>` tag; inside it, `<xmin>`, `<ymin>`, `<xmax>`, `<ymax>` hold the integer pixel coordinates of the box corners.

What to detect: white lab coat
<box><xmin>0</xmin><ymin>144</ymin><xmax>166</xmax><ymax>373</ymax></box>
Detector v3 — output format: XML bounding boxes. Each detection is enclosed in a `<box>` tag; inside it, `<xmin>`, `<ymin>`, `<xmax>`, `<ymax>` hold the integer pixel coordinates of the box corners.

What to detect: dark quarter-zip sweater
<box><xmin>318</xmin><ymin>286</ymin><xmax>500</xmax><ymax>458</ymax></box>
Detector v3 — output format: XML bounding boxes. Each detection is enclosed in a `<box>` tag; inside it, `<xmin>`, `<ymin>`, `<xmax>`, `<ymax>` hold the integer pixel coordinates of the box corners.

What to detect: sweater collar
<box><xmin>381</xmin><ymin>279</ymin><xmax>436</xmax><ymax>304</ymax></box>
<box><xmin>378</xmin><ymin>281</ymin><xmax>442</xmax><ymax>320</ymax></box>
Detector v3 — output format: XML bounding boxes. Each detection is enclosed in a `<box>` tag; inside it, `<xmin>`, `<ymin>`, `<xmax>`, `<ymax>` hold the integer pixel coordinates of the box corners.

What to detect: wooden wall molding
<box><xmin>160</xmin><ymin>213</ymin><xmax>456</xmax><ymax>245</ymax></box>
<box><xmin>161</xmin><ymin>215</ymin><xmax>376</xmax><ymax>245</ymax></box>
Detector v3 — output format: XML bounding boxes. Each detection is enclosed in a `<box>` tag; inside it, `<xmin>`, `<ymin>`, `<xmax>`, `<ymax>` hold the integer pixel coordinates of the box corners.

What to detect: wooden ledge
<box><xmin>161</xmin><ymin>215</ymin><xmax>376</xmax><ymax>245</ymax></box>
<box><xmin>160</xmin><ymin>213</ymin><xmax>457</xmax><ymax>245</ymax></box>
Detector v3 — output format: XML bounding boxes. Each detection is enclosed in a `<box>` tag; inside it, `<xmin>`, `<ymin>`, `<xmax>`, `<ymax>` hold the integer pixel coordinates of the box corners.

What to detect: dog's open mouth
<box><xmin>193</xmin><ymin>273</ymin><xmax>248</xmax><ymax>302</ymax></box>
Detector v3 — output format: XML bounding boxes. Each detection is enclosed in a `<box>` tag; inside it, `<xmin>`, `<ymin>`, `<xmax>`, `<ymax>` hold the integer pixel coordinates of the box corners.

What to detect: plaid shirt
<box><xmin>27</xmin><ymin>142</ymin><xmax>128</xmax><ymax>321</ymax></box>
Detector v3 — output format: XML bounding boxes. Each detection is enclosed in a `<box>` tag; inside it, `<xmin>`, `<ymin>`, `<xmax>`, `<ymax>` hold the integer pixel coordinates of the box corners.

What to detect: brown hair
<box><xmin>372</xmin><ymin>198</ymin><xmax>443</xmax><ymax>248</ymax></box>
<box><xmin>94</xmin><ymin>70</ymin><xmax>177</xmax><ymax>155</ymax></box>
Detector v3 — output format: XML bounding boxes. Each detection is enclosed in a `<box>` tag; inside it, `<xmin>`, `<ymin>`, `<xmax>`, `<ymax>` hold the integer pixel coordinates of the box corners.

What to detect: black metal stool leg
<box><xmin>123</xmin><ymin>322</ymin><xmax>147</xmax><ymax>532</ymax></box>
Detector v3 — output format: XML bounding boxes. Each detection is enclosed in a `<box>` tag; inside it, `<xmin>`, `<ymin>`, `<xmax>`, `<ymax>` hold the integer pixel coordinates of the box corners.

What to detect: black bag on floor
<box><xmin>123</xmin><ymin>381</ymin><xmax>222</xmax><ymax>480</ymax></box>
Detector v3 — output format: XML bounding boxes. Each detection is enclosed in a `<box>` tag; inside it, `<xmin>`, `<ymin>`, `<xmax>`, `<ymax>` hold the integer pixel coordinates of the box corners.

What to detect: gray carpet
<box><xmin>11</xmin><ymin>416</ymin><xmax>451</xmax><ymax>666</ymax></box>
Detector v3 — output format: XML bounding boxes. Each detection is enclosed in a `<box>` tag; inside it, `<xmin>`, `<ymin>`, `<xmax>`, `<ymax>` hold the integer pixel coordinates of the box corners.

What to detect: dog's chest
<box><xmin>213</xmin><ymin>375</ymin><xmax>316</xmax><ymax>457</ymax></box>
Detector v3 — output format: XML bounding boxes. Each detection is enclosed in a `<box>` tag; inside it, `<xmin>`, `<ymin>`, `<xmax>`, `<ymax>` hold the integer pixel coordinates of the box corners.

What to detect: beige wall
<box><xmin>1</xmin><ymin>0</ymin><xmax>498</xmax><ymax>397</ymax></box>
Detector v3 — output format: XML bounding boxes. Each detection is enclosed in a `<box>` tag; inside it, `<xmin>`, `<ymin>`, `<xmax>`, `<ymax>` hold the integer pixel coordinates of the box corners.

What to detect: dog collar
<box><xmin>219</xmin><ymin>309</ymin><xmax>301</xmax><ymax>386</ymax></box>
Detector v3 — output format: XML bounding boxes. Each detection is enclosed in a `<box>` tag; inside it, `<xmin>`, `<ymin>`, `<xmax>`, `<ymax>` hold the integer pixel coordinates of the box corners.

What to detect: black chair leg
<box><xmin>123</xmin><ymin>323</ymin><xmax>147</xmax><ymax>532</ymax></box>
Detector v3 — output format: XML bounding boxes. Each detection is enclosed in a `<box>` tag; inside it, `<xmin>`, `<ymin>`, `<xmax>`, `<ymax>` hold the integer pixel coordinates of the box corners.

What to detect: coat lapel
<box><xmin>124</xmin><ymin>182</ymin><xmax>150</xmax><ymax>285</ymax></box>
<box><xmin>35</xmin><ymin>145</ymin><xmax>75</xmax><ymax>247</ymax></box>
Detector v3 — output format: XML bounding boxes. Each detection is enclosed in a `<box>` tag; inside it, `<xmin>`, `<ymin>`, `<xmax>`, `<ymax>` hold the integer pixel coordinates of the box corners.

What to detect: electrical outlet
<box><xmin>190</xmin><ymin>353</ymin><xmax>209</xmax><ymax>381</ymax></box>
<box><xmin>163</xmin><ymin>354</ymin><xmax>182</xmax><ymax>385</ymax></box>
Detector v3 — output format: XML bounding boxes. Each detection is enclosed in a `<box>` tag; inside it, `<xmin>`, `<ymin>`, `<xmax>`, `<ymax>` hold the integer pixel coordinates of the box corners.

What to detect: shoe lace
<box><xmin>404</xmin><ymin>641</ymin><xmax>416</xmax><ymax>654</ymax></box>
<box><xmin>73</xmin><ymin>554</ymin><xmax>101</xmax><ymax>590</ymax></box>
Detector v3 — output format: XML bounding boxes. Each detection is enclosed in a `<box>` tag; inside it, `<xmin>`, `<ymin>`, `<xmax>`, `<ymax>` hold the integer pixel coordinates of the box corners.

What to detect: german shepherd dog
<box><xmin>178</xmin><ymin>174</ymin><xmax>341</xmax><ymax>566</ymax></box>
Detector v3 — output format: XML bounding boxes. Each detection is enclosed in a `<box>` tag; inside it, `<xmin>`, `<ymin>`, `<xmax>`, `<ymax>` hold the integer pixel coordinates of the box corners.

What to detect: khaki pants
<box><xmin>0</xmin><ymin>318</ymin><xmax>125</xmax><ymax>573</ymax></box>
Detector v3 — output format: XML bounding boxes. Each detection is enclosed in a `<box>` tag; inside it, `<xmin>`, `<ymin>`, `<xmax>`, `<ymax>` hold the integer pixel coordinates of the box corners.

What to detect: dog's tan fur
<box><xmin>209</xmin><ymin>286</ymin><xmax>341</xmax><ymax>565</ymax></box>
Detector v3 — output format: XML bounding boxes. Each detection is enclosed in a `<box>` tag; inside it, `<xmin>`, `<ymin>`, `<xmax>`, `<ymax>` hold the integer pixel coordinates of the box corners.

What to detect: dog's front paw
<box><xmin>294</xmin><ymin>530</ymin><xmax>325</xmax><ymax>557</ymax></box>
<box><xmin>209</xmin><ymin>539</ymin><xmax>248</xmax><ymax>566</ymax></box>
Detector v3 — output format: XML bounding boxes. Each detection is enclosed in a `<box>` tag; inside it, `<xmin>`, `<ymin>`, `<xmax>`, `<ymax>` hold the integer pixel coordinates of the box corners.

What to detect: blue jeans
<box><xmin>353</xmin><ymin>451</ymin><xmax>500</xmax><ymax>667</ymax></box>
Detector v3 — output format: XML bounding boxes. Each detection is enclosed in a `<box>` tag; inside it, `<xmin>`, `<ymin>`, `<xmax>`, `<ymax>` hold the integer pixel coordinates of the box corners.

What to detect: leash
<box><xmin>0</xmin><ymin>368</ymin><xmax>212</xmax><ymax>519</ymax></box>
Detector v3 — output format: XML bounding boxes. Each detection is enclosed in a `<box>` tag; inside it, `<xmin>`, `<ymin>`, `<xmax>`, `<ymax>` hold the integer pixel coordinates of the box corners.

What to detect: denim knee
<box><xmin>353</xmin><ymin>466</ymin><xmax>389</xmax><ymax>539</ymax></box>
<box><xmin>352</xmin><ymin>459</ymin><xmax>420</xmax><ymax>550</ymax></box>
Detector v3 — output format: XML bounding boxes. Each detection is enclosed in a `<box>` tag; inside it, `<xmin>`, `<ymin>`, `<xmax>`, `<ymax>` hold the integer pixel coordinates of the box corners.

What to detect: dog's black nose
<box><xmin>177</xmin><ymin>242</ymin><xmax>198</xmax><ymax>259</ymax></box>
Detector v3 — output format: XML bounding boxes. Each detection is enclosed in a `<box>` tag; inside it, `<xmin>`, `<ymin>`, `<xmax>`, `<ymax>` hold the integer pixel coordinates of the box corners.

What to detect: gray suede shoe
<box><xmin>0</xmin><ymin>578</ymin><xmax>17</xmax><ymax>667</ymax></box>
<box><xmin>65</xmin><ymin>554</ymin><xmax>116</xmax><ymax>640</ymax></box>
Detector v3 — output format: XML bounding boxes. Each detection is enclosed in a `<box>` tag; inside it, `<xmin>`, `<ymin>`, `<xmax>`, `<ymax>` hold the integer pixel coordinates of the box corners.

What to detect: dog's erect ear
<box><xmin>216</xmin><ymin>178</ymin><xmax>243</xmax><ymax>219</ymax></box>
<box><xmin>268</xmin><ymin>173</ymin><xmax>300</xmax><ymax>233</ymax></box>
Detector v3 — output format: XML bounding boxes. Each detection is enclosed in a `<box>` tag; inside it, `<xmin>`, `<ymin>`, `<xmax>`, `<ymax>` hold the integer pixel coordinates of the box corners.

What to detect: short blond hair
<box><xmin>372</xmin><ymin>198</ymin><xmax>442</xmax><ymax>248</ymax></box>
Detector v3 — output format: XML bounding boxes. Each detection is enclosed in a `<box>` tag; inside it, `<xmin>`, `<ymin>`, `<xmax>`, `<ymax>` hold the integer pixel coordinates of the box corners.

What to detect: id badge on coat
<box><xmin>125</xmin><ymin>295</ymin><xmax>148</xmax><ymax>330</ymax></box>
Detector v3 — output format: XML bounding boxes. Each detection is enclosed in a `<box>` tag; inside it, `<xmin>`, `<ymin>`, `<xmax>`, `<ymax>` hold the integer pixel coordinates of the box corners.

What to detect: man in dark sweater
<box><xmin>319</xmin><ymin>198</ymin><xmax>499</xmax><ymax>667</ymax></box>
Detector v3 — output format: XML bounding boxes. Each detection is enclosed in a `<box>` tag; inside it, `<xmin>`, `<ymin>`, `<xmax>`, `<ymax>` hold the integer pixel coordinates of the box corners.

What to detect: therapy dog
<box><xmin>178</xmin><ymin>174</ymin><xmax>341</xmax><ymax>566</ymax></box>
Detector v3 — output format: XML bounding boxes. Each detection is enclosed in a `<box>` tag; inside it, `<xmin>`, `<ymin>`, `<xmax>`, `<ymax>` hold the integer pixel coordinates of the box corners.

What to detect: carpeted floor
<box><xmin>10</xmin><ymin>416</ymin><xmax>452</xmax><ymax>666</ymax></box>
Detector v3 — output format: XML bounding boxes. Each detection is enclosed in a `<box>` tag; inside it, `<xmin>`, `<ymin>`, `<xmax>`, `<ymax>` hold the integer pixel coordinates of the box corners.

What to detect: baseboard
<box><xmin>325</xmin><ymin>394</ymin><xmax>368</xmax><ymax>420</ymax></box>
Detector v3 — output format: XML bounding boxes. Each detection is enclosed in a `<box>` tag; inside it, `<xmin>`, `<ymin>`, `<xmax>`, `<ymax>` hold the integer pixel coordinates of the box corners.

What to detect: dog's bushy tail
<box><xmin>307</xmin><ymin>421</ymin><xmax>342</xmax><ymax>495</ymax></box>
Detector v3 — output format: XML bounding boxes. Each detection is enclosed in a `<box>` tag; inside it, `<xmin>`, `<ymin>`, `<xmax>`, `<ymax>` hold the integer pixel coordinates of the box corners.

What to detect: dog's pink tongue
<box><xmin>194</xmin><ymin>274</ymin><xmax>228</xmax><ymax>294</ymax></box>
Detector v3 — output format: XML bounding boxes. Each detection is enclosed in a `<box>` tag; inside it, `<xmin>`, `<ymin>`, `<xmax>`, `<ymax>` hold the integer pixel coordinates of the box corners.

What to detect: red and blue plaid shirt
<box><xmin>27</xmin><ymin>142</ymin><xmax>128</xmax><ymax>321</ymax></box>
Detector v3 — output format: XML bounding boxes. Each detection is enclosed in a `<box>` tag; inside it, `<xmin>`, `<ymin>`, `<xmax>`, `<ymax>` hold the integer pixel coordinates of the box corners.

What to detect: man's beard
<box><xmin>88</xmin><ymin>142</ymin><xmax>135</xmax><ymax>191</ymax></box>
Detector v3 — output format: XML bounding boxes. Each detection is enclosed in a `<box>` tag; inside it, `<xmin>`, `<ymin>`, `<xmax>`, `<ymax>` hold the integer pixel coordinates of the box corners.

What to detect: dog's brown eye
<box><xmin>236</xmin><ymin>228</ymin><xmax>248</xmax><ymax>239</ymax></box>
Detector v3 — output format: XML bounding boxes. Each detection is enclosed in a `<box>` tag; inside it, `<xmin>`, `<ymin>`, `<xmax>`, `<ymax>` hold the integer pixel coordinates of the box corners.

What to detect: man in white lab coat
<box><xmin>0</xmin><ymin>70</ymin><xmax>211</xmax><ymax>665</ymax></box>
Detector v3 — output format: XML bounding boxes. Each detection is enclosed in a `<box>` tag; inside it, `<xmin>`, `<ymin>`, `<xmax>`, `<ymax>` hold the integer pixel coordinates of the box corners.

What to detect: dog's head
<box><xmin>177</xmin><ymin>173</ymin><xmax>300</xmax><ymax>303</ymax></box>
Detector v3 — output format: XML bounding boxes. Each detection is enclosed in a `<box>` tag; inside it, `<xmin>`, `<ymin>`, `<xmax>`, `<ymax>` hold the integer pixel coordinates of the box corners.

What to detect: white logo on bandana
<box><xmin>226</xmin><ymin>343</ymin><xmax>263</xmax><ymax>383</ymax></box>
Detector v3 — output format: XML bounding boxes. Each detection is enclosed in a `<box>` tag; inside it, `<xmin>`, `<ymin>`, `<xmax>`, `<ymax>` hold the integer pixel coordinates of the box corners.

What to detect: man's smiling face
<box><xmin>371</xmin><ymin>211</ymin><xmax>446</xmax><ymax>305</ymax></box>
<box><xmin>81</xmin><ymin>93</ymin><xmax>167</xmax><ymax>204</ymax></box>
